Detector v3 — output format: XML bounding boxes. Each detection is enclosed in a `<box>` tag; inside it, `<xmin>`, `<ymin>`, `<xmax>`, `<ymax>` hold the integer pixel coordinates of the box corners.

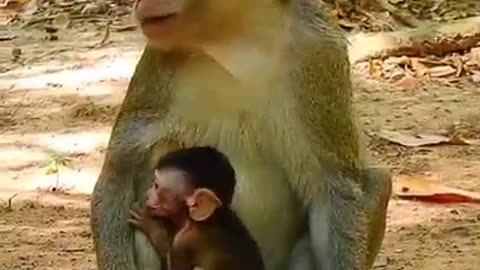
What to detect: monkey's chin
<box><xmin>144</xmin><ymin>35</ymin><xmax>195</xmax><ymax>53</ymax></box>
<box><xmin>141</xmin><ymin>15</ymin><xmax>178</xmax><ymax>41</ymax></box>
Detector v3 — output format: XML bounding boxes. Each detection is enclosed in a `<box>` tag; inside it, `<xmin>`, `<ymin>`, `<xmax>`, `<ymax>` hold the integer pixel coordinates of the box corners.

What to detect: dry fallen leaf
<box><xmin>452</xmin><ymin>56</ymin><xmax>463</xmax><ymax>77</ymax></box>
<box><xmin>378</xmin><ymin>130</ymin><xmax>472</xmax><ymax>147</ymax></box>
<box><xmin>426</xmin><ymin>65</ymin><xmax>456</xmax><ymax>77</ymax></box>
<box><xmin>368</xmin><ymin>59</ymin><xmax>381</xmax><ymax>76</ymax></box>
<box><xmin>388</xmin><ymin>56</ymin><xmax>410</xmax><ymax>66</ymax></box>
<box><xmin>410</xmin><ymin>57</ymin><xmax>429</xmax><ymax>76</ymax></box>
<box><xmin>466</xmin><ymin>47</ymin><xmax>480</xmax><ymax>67</ymax></box>
<box><xmin>389</xmin><ymin>70</ymin><xmax>406</xmax><ymax>82</ymax></box>
<box><xmin>394</xmin><ymin>175</ymin><xmax>480</xmax><ymax>204</ymax></box>
<box><xmin>417</xmin><ymin>57</ymin><xmax>445</xmax><ymax>66</ymax></box>
<box><xmin>0</xmin><ymin>0</ymin><xmax>31</xmax><ymax>10</ymax></box>
<box><xmin>393</xmin><ymin>74</ymin><xmax>419</xmax><ymax>90</ymax></box>
<box><xmin>0</xmin><ymin>0</ymin><xmax>36</xmax><ymax>15</ymax></box>
<box><xmin>337</xmin><ymin>19</ymin><xmax>357</xmax><ymax>30</ymax></box>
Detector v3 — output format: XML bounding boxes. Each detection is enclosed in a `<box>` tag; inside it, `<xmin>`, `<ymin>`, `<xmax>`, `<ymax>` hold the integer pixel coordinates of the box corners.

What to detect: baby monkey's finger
<box><xmin>128</xmin><ymin>209</ymin><xmax>142</xmax><ymax>220</ymax></box>
<box><xmin>127</xmin><ymin>218</ymin><xmax>141</xmax><ymax>227</ymax></box>
<box><xmin>130</xmin><ymin>202</ymin><xmax>143</xmax><ymax>212</ymax></box>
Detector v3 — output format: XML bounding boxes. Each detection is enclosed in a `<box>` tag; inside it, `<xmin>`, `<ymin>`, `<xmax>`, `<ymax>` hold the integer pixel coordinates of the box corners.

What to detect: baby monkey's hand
<box><xmin>128</xmin><ymin>202</ymin><xmax>172</xmax><ymax>256</ymax></box>
<box><xmin>127</xmin><ymin>203</ymin><xmax>150</xmax><ymax>231</ymax></box>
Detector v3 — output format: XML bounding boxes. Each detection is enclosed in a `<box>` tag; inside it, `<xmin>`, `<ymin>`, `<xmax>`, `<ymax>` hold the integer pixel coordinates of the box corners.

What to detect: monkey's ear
<box><xmin>186</xmin><ymin>188</ymin><xmax>222</xmax><ymax>221</ymax></box>
<box><xmin>154</xmin><ymin>169</ymin><xmax>162</xmax><ymax>180</ymax></box>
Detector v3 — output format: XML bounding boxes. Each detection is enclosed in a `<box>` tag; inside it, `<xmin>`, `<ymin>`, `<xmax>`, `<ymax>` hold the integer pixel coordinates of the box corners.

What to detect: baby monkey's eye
<box><xmin>154</xmin><ymin>182</ymin><xmax>159</xmax><ymax>189</ymax></box>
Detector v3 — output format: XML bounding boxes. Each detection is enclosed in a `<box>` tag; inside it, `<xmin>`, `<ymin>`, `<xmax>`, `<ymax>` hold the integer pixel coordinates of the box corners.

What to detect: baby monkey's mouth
<box><xmin>141</xmin><ymin>13</ymin><xmax>178</xmax><ymax>26</ymax></box>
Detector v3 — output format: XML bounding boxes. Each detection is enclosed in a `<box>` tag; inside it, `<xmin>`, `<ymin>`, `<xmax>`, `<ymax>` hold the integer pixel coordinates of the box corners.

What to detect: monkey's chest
<box><xmin>233</xmin><ymin>157</ymin><xmax>305</xmax><ymax>267</ymax></box>
<box><xmin>216</xmin><ymin>141</ymin><xmax>305</xmax><ymax>270</ymax></box>
<box><xmin>166</xmin><ymin>104</ymin><xmax>307</xmax><ymax>270</ymax></box>
<box><xmin>168</xmin><ymin>58</ymin><xmax>309</xmax><ymax>269</ymax></box>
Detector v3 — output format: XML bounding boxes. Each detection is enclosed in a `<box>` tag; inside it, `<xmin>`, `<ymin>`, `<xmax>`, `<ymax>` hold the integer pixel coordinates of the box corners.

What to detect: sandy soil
<box><xmin>1</xmin><ymin>17</ymin><xmax>479</xmax><ymax>270</ymax></box>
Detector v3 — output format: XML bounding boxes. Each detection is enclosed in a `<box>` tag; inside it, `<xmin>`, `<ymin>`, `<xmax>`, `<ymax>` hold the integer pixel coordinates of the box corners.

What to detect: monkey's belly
<box><xmin>222</xmin><ymin>155</ymin><xmax>305</xmax><ymax>270</ymax></box>
<box><xmin>166</xmin><ymin>70</ymin><xmax>309</xmax><ymax>270</ymax></box>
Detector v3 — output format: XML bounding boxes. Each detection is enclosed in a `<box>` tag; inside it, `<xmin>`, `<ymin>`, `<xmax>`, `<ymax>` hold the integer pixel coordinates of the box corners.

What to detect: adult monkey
<box><xmin>90</xmin><ymin>0</ymin><xmax>392</xmax><ymax>270</ymax></box>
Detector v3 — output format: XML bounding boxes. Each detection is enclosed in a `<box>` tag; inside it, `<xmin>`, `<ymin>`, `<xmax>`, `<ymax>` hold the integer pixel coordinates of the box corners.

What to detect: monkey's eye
<box><xmin>154</xmin><ymin>182</ymin><xmax>159</xmax><ymax>189</ymax></box>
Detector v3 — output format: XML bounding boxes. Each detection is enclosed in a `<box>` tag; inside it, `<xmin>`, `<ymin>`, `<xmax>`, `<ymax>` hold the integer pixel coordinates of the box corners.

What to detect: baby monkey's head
<box><xmin>145</xmin><ymin>147</ymin><xmax>236</xmax><ymax>224</ymax></box>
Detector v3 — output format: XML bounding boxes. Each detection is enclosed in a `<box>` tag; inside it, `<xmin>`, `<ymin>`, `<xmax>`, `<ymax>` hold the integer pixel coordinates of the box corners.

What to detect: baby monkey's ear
<box><xmin>186</xmin><ymin>188</ymin><xmax>222</xmax><ymax>221</ymax></box>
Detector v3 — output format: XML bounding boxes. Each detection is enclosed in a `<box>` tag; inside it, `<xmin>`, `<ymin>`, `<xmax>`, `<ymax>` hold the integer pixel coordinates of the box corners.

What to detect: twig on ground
<box><xmin>99</xmin><ymin>19</ymin><xmax>111</xmax><ymax>45</ymax></box>
<box><xmin>0</xmin><ymin>193</ymin><xmax>19</xmax><ymax>211</ymax></box>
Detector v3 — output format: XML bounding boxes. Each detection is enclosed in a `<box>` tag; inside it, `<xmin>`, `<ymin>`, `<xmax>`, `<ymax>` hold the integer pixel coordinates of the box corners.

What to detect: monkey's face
<box><xmin>133</xmin><ymin>0</ymin><xmax>257</xmax><ymax>50</ymax></box>
<box><xmin>146</xmin><ymin>167</ymin><xmax>224</xmax><ymax>223</ymax></box>
<box><xmin>145</xmin><ymin>168</ymin><xmax>192</xmax><ymax>220</ymax></box>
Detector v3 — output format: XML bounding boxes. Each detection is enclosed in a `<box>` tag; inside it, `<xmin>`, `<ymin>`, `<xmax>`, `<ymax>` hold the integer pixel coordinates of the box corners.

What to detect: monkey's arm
<box><xmin>308</xmin><ymin>168</ymin><xmax>391</xmax><ymax>270</ymax></box>
<box><xmin>288</xmin><ymin>14</ymin><xmax>374</xmax><ymax>268</ymax></box>
<box><xmin>90</xmin><ymin>48</ymin><xmax>178</xmax><ymax>270</ymax></box>
<box><xmin>169</xmin><ymin>242</ymin><xmax>195</xmax><ymax>270</ymax></box>
<box><xmin>91</xmin><ymin>131</ymin><xmax>149</xmax><ymax>270</ymax></box>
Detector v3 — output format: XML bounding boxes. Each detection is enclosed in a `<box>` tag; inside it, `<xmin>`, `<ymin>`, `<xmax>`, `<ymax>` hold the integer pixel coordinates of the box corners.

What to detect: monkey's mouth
<box><xmin>141</xmin><ymin>13</ymin><xmax>178</xmax><ymax>26</ymax></box>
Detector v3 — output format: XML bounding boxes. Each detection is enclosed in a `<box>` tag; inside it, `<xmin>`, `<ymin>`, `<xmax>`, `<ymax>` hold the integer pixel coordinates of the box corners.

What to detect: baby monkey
<box><xmin>128</xmin><ymin>147</ymin><xmax>265</xmax><ymax>270</ymax></box>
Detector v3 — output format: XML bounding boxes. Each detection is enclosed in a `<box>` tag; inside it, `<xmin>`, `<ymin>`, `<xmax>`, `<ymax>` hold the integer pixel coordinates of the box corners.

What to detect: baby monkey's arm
<box><xmin>169</xmin><ymin>241</ymin><xmax>196</xmax><ymax>270</ymax></box>
<box><xmin>172</xmin><ymin>224</ymin><xmax>236</xmax><ymax>270</ymax></box>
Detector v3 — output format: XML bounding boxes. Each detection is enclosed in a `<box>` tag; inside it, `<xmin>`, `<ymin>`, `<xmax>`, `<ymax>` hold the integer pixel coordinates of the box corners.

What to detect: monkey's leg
<box><xmin>360</xmin><ymin>167</ymin><xmax>392</xmax><ymax>268</ymax></box>
<box><xmin>288</xmin><ymin>168</ymin><xmax>391</xmax><ymax>270</ymax></box>
<box><xmin>309</xmin><ymin>172</ymin><xmax>368</xmax><ymax>270</ymax></box>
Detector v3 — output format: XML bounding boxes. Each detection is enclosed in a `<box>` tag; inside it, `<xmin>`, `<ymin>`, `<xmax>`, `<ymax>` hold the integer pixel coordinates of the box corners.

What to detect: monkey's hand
<box><xmin>127</xmin><ymin>203</ymin><xmax>149</xmax><ymax>232</ymax></box>
<box><xmin>128</xmin><ymin>203</ymin><xmax>172</xmax><ymax>256</ymax></box>
<box><xmin>127</xmin><ymin>203</ymin><xmax>161</xmax><ymax>236</ymax></box>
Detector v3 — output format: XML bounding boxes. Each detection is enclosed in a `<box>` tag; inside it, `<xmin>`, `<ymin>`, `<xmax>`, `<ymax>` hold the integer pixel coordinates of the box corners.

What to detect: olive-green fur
<box><xmin>90</xmin><ymin>1</ymin><xmax>391</xmax><ymax>270</ymax></box>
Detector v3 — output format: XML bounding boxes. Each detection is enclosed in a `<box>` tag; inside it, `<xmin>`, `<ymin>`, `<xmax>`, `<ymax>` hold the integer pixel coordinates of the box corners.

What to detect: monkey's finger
<box><xmin>128</xmin><ymin>209</ymin><xmax>142</xmax><ymax>220</ymax></box>
<box><xmin>132</xmin><ymin>204</ymin><xmax>147</xmax><ymax>215</ymax></box>
<box><xmin>127</xmin><ymin>218</ymin><xmax>141</xmax><ymax>227</ymax></box>
<box><xmin>131</xmin><ymin>202</ymin><xmax>142</xmax><ymax>211</ymax></box>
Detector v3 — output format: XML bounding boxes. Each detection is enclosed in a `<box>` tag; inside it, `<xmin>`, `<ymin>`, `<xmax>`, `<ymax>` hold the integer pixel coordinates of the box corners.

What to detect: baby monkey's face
<box><xmin>145</xmin><ymin>168</ymin><xmax>193</xmax><ymax>220</ymax></box>
<box><xmin>146</xmin><ymin>167</ymin><xmax>223</xmax><ymax>223</ymax></box>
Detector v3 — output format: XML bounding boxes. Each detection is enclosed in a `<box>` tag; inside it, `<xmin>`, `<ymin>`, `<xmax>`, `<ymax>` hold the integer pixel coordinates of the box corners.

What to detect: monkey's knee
<box><xmin>359</xmin><ymin>167</ymin><xmax>392</xmax><ymax>268</ymax></box>
<box><xmin>360</xmin><ymin>167</ymin><xmax>392</xmax><ymax>207</ymax></box>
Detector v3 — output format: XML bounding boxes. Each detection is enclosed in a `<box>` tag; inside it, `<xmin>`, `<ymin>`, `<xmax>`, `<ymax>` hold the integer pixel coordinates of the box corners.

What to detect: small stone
<box><xmin>449</xmin><ymin>209</ymin><xmax>460</xmax><ymax>215</ymax></box>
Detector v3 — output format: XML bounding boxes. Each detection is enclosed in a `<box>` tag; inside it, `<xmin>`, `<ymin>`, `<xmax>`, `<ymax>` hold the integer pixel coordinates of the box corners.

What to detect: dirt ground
<box><xmin>1</xmin><ymin>8</ymin><xmax>480</xmax><ymax>270</ymax></box>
